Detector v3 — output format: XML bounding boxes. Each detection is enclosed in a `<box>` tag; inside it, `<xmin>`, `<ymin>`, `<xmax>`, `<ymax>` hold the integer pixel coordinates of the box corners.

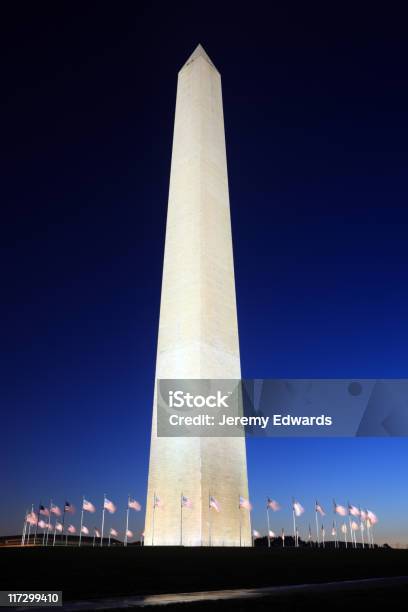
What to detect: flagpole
<box><xmin>27</xmin><ymin>505</ymin><xmax>34</xmax><ymax>545</ymax></box>
<box><xmin>322</xmin><ymin>524</ymin><xmax>325</xmax><ymax>548</ymax></box>
<box><xmin>79</xmin><ymin>498</ymin><xmax>84</xmax><ymax>547</ymax></box>
<box><xmin>109</xmin><ymin>533</ymin><xmax>111</xmax><ymax>547</ymax></box>
<box><xmin>61</xmin><ymin>503</ymin><xmax>66</xmax><ymax>545</ymax></box>
<box><xmin>292</xmin><ymin>498</ymin><xmax>297</xmax><ymax>548</ymax></box>
<box><xmin>344</xmin><ymin>523</ymin><xmax>348</xmax><ymax>548</ymax></box>
<box><xmin>281</xmin><ymin>528</ymin><xmax>285</xmax><ymax>548</ymax></box>
<box><xmin>34</xmin><ymin>502</ymin><xmax>41</xmax><ymax>546</ymax></box>
<box><xmin>266</xmin><ymin>506</ymin><xmax>270</xmax><ymax>548</ymax></box>
<box><xmin>151</xmin><ymin>492</ymin><xmax>155</xmax><ymax>547</ymax></box>
<box><xmin>315</xmin><ymin>507</ymin><xmax>319</xmax><ymax>547</ymax></box>
<box><xmin>125</xmin><ymin>499</ymin><xmax>129</xmax><ymax>547</ymax></box>
<box><xmin>21</xmin><ymin>510</ymin><xmax>28</xmax><ymax>546</ymax></box>
<box><xmin>53</xmin><ymin>521</ymin><xmax>57</xmax><ymax>547</ymax></box>
<box><xmin>180</xmin><ymin>492</ymin><xmax>183</xmax><ymax>546</ymax></box>
<box><xmin>348</xmin><ymin>505</ymin><xmax>354</xmax><ymax>548</ymax></box>
<box><xmin>93</xmin><ymin>531</ymin><xmax>96</xmax><ymax>547</ymax></box>
<box><xmin>46</xmin><ymin>500</ymin><xmax>52</xmax><ymax>546</ymax></box>
<box><xmin>101</xmin><ymin>494</ymin><xmax>106</xmax><ymax>547</ymax></box>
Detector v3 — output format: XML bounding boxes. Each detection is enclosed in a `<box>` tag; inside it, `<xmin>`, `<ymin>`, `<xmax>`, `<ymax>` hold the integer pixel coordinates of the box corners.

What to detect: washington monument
<box><xmin>144</xmin><ymin>45</ymin><xmax>251</xmax><ymax>546</ymax></box>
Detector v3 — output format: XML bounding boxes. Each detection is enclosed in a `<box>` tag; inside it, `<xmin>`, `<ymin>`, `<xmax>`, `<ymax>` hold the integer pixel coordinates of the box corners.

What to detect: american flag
<box><xmin>360</xmin><ymin>509</ymin><xmax>367</xmax><ymax>521</ymax></box>
<box><xmin>315</xmin><ymin>501</ymin><xmax>325</xmax><ymax>516</ymax></box>
<box><xmin>154</xmin><ymin>494</ymin><xmax>163</xmax><ymax>508</ymax></box>
<box><xmin>268</xmin><ymin>530</ymin><xmax>275</xmax><ymax>538</ymax></box>
<box><xmin>253</xmin><ymin>530</ymin><xmax>260</xmax><ymax>538</ymax></box>
<box><xmin>55</xmin><ymin>522</ymin><xmax>63</xmax><ymax>532</ymax></box>
<box><xmin>348</xmin><ymin>503</ymin><xmax>360</xmax><ymax>517</ymax></box>
<box><xmin>50</xmin><ymin>503</ymin><xmax>62</xmax><ymax>516</ymax></box>
<box><xmin>65</xmin><ymin>502</ymin><xmax>75</xmax><ymax>514</ymax></box>
<box><xmin>367</xmin><ymin>510</ymin><xmax>378</xmax><ymax>524</ymax></box>
<box><xmin>267</xmin><ymin>498</ymin><xmax>280</xmax><ymax>511</ymax></box>
<box><xmin>181</xmin><ymin>495</ymin><xmax>193</xmax><ymax>508</ymax></box>
<box><xmin>239</xmin><ymin>496</ymin><xmax>252</xmax><ymax>511</ymax></box>
<box><xmin>351</xmin><ymin>520</ymin><xmax>359</xmax><ymax>531</ymax></box>
<box><xmin>38</xmin><ymin>520</ymin><xmax>47</xmax><ymax>529</ymax></box>
<box><xmin>81</xmin><ymin>525</ymin><xmax>89</xmax><ymax>535</ymax></box>
<box><xmin>293</xmin><ymin>500</ymin><xmax>304</xmax><ymax>517</ymax></box>
<box><xmin>209</xmin><ymin>496</ymin><xmax>220</xmax><ymax>512</ymax></box>
<box><xmin>104</xmin><ymin>498</ymin><xmax>116</xmax><ymax>514</ymax></box>
<box><xmin>126</xmin><ymin>529</ymin><xmax>133</xmax><ymax>538</ymax></box>
<box><xmin>67</xmin><ymin>525</ymin><xmax>76</xmax><ymax>534</ymax></box>
<box><xmin>39</xmin><ymin>505</ymin><xmax>50</xmax><ymax>517</ymax></box>
<box><xmin>110</xmin><ymin>528</ymin><xmax>118</xmax><ymax>537</ymax></box>
<box><xmin>333</xmin><ymin>500</ymin><xmax>347</xmax><ymax>516</ymax></box>
<box><xmin>128</xmin><ymin>498</ymin><xmax>141</xmax><ymax>511</ymax></box>
<box><xmin>94</xmin><ymin>528</ymin><xmax>101</xmax><ymax>538</ymax></box>
<box><xmin>83</xmin><ymin>499</ymin><xmax>96</xmax><ymax>513</ymax></box>
<box><xmin>26</xmin><ymin>511</ymin><xmax>37</xmax><ymax>526</ymax></box>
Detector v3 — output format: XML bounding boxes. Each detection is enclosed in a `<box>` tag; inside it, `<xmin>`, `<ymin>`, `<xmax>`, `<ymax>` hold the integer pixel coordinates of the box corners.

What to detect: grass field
<box><xmin>1</xmin><ymin>546</ymin><xmax>407</xmax><ymax>604</ymax></box>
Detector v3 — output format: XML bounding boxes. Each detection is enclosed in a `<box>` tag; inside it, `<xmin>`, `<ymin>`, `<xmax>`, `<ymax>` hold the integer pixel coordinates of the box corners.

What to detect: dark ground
<box><xmin>142</xmin><ymin>583</ymin><xmax>408</xmax><ymax>611</ymax></box>
<box><xmin>1</xmin><ymin>547</ymin><xmax>407</xmax><ymax>604</ymax></box>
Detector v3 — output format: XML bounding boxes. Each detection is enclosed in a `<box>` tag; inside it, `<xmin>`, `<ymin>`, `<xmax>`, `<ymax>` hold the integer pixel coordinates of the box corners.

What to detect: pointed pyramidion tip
<box><xmin>182</xmin><ymin>44</ymin><xmax>218</xmax><ymax>71</ymax></box>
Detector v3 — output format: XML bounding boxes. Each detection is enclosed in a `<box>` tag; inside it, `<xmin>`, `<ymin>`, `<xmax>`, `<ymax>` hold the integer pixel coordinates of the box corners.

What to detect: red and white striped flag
<box><xmin>367</xmin><ymin>510</ymin><xmax>378</xmax><ymax>524</ymax></box>
<box><xmin>126</xmin><ymin>529</ymin><xmax>133</xmax><ymax>538</ymax></box>
<box><xmin>83</xmin><ymin>499</ymin><xmax>95</xmax><ymax>513</ymax></box>
<box><xmin>253</xmin><ymin>530</ymin><xmax>260</xmax><ymax>538</ymax></box>
<box><xmin>128</xmin><ymin>498</ymin><xmax>141</xmax><ymax>511</ymax></box>
<box><xmin>104</xmin><ymin>498</ymin><xmax>116</xmax><ymax>514</ymax></box>
<box><xmin>348</xmin><ymin>504</ymin><xmax>360</xmax><ymax>517</ymax></box>
<box><xmin>209</xmin><ymin>496</ymin><xmax>220</xmax><ymax>512</ymax></box>
<box><xmin>68</xmin><ymin>525</ymin><xmax>76</xmax><ymax>534</ymax></box>
<box><xmin>293</xmin><ymin>500</ymin><xmax>304</xmax><ymax>517</ymax></box>
<box><xmin>55</xmin><ymin>521</ymin><xmax>63</xmax><ymax>532</ymax></box>
<box><xmin>351</xmin><ymin>520</ymin><xmax>359</xmax><ymax>531</ymax></box>
<box><xmin>110</xmin><ymin>528</ymin><xmax>118</xmax><ymax>537</ymax></box>
<box><xmin>315</xmin><ymin>501</ymin><xmax>325</xmax><ymax>516</ymax></box>
<box><xmin>360</xmin><ymin>509</ymin><xmax>367</xmax><ymax>521</ymax></box>
<box><xmin>39</xmin><ymin>505</ymin><xmax>49</xmax><ymax>517</ymax></box>
<box><xmin>81</xmin><ymin>525</ymin><xmax>89</xmax><ymax>535</ymax></box>
<box><xmin>333</xmin><ymin>501</ymin><xmax>347</xmax><ymax>516</ymax></box>
<box><xmin>26</xmin><ymin>511</ymin><xmax>37</xmax><ymax>526</ymax></box>
<box><xmin>267</xmin><ymin>498</ymin><xmax>280</xmax><ymax>511</ymax></box>
<box><xmin>181</xmin><ymin>495</ymin><xmax>193</xmax><ymax>508</ymax></box>
<box><xmin>239</xmin><ymin>496</ymin><xmax>252</xmax><ymax>511</ymax></box>
<box><xmin>65</xmin><ymin>502</ymin><xmax>75</xmax><ymax>514</ymax></box>
<box><xmin>94</xmin><ymin>528</ymin><xmax>101</xmax><ymax>538</ymax></box>
<box><xmin>268</xmin><ymin>530</ymin><xmax>275</xmax><ymax>538</ymax></box>
<box><xmin>50</xmin><ymin>503</ymin><xmax>62</xmax><ymax>516</ymax></box>
<box><xmin>38</xmin><ymin>520</ymin><xmax>47</xmax><ymax>529</ymax></box>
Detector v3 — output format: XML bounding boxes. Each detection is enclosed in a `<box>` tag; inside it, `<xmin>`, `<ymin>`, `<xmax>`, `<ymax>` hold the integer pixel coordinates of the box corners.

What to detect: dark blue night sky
<box><xmin>2</xmin><ymin>3</ymin><xmax>407</xmax><ymax>545</ymax></box>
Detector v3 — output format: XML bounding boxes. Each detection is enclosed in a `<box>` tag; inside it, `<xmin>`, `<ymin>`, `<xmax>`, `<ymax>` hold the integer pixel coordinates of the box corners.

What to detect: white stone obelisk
<box><xmin>144</xmin><ymin>45</ymin><xmax>251</xmax><ymax>546</ymax></box>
